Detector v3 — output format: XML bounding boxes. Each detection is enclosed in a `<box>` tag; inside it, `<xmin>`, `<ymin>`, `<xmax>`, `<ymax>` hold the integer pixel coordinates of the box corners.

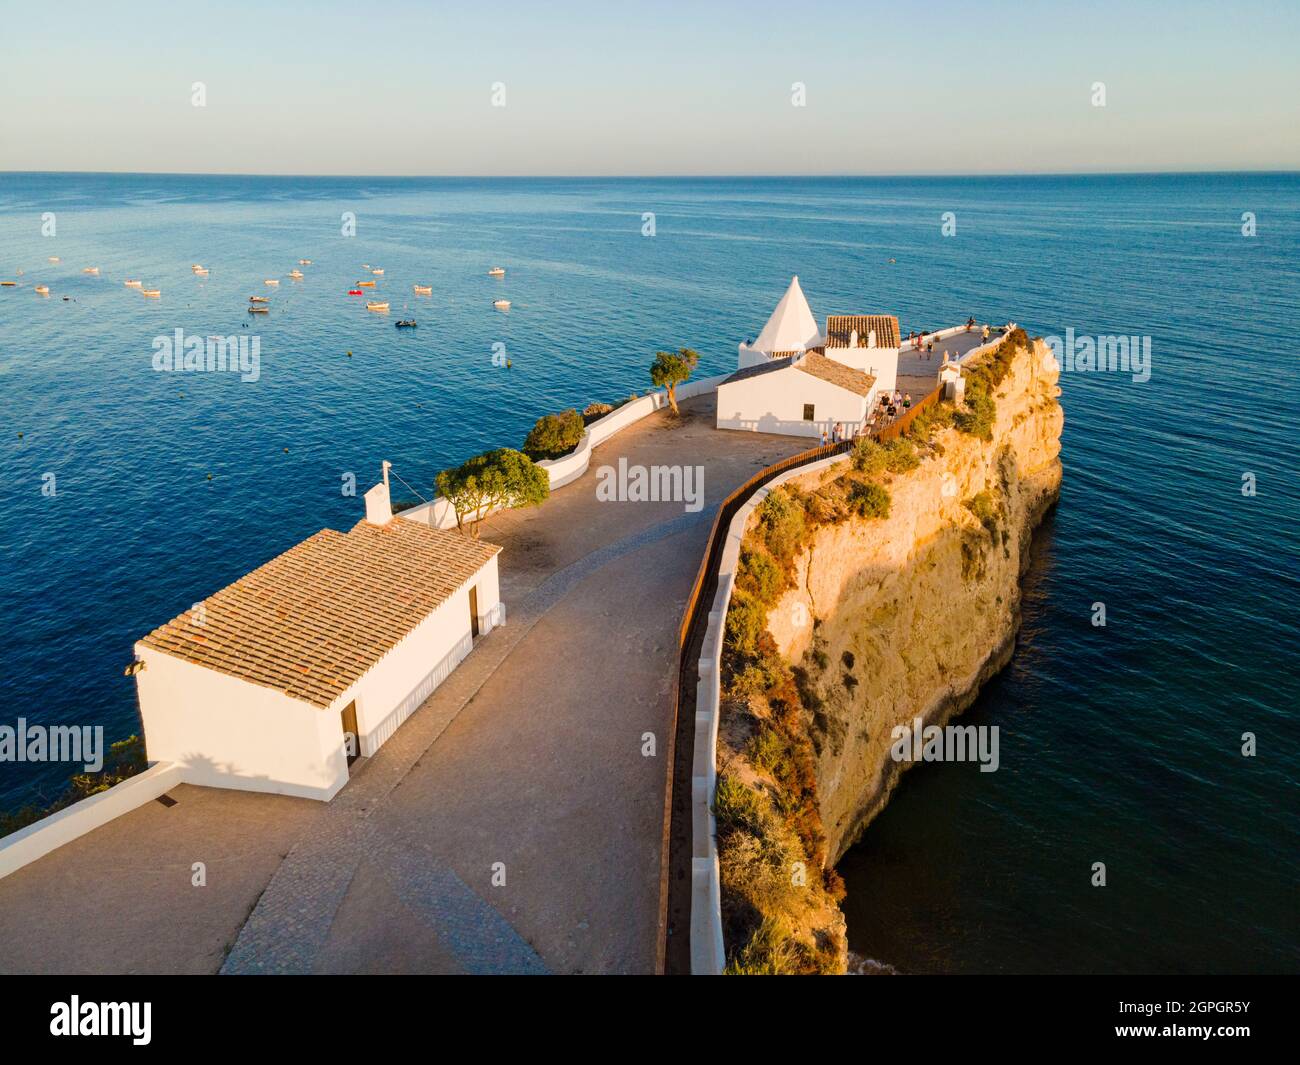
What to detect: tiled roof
<box><xmin>721</xmin><ymin>352</ymin><xmax>875</xmax><ymax>397</ymax></box>
<box><xmin>722</xmin><ymin>355</ymin><xmax>796</xmax><ymax>385</ymax></box>
<box><xmin>825</xmin><ymin>314</ymin><xmax>901</xmax><ymax>350</ymax></box>
<box><xmin>140</xmin><ymin>519</ymin><xmax>501</xmax><ymax>708</ymax></box>
<box><xmin>795</xmin><ymin>352</ymin><xmax>877</xmax><ymax>396</ymax></box>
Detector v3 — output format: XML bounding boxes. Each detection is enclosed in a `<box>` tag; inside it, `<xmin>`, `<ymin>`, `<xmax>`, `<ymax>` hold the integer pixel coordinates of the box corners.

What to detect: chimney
<box><xmin>364</xmin><ymin>461</ymin><xmax>393</xmax><ymax>525</ymax></box>
<box><xmin>364</xmin><ymin>482</ymin><xmax>392</xmax><ymax>525</ymax></box>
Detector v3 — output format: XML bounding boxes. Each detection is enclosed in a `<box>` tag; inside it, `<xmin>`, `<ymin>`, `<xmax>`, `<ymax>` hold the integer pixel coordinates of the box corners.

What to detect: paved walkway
<box><xmin>896</xmin><ymin>327</ymin><xmax>996</xmax><ymax>395</ymax></box>
<box><xmin>0</xmin><ymin>393</ymin><xmax>804</xmax><ymax>975</ymax></box>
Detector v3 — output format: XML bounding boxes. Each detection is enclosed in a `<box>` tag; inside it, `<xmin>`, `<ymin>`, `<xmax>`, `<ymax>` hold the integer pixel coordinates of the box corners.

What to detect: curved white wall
<box><xmin>399</xmin><ymin>372</ymin><xmax>732</xmax><ymax>529</ymax></box>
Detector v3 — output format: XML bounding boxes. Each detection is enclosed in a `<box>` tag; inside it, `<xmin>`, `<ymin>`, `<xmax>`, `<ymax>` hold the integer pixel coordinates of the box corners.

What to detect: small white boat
<box><xmin>48</xmin><ymin>256</ymin><xmax>60</xmax><ymax>263</ymax></box>
<box><xmin>289</xmin><ymin>269</ymin><xmax>304</xmax><ymax>279</ymax></box>
<box><xmin>298</xmin><ymin>259</ymin><xmax>313</xmax><ymax>265</ymax></box>
<box><xmin>193</xmin><ymin>267</ymin><xmax>209</xmax><ymax>277</ymax></box>
<box><xmin>191</xmin><ymin>264</ymin><xmax>206</xmax><ymax>273</ymax></box>
<box><xmin>249</xmin><ymin>295</ymin><xmax>270</xmax><ymax>303</ymax></box>
<box><xmin>141</xmin><ymin>288</ymin><xmax>161</xmax><ymax>298</ymax></box>
<box><xmin>248</xmin><ymin>305</ymin><xmax>269</xmax><ymax>314</ymax></box>
<box><xmin>493</xmin><ymin>299</ymin><xmax>511</xmax><ymax>310</ymax></box>
<box><xmin>366</xmin><ymin>301</ymin><xmax>389</xmax><ymax>312</ymax></box>
<box><xmin>413</xmin><ymin>284</ymin><xmax>432</xmax><ymax>295</ymax></box>
<box><xmin>265</xmin><ymin>279</ymin><xmax>280</xmax><ymax>286</ymax></box>
<box><xmin>82</xmin><ymin>267</ymin><xmax>99</xmax><ymax>275</ymax></box>
<box><xmin>0</xmin><ymin>281</ymin><xmax>15</xmax><ymax>287</ymax></box>
<box><xmin>371</xmin><ymin>268</ymin><xmax>384</xmax><ymax>276</ymax></box>
<box><xmin>124</xmin><ymin>279</ymin><xmax>143</xmax><ymax>288</ymax></box>
<box><xmin>35</xmin><ymin>285</ymin><xmax>49</xmax><ymax>295</ymax></box>
<box><xmin>488</xmin><ymin>267</ymin><xmax>505</xmax><ymax>277</ymax></box>
<box><xmin>357</xmin><ymin>280</ymin><xmax>376</xmax><ymax>288</ymax></box>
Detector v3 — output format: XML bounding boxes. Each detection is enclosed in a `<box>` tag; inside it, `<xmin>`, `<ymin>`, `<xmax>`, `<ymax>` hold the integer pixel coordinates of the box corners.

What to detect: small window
<box><xmin>802</xmin><ymin>403</ymin><xmax>815</xmax><ymax>421</ymax></box>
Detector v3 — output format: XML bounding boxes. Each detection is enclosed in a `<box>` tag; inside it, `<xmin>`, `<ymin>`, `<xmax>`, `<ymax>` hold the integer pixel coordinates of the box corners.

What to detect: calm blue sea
<box><xmin>0</xmin><ymin>173</ymin><xmax>1296</xmax><ymax>973</ymax></box>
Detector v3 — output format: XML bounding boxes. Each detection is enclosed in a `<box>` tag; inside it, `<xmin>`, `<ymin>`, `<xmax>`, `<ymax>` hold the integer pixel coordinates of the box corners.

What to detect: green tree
<box><xmin>522</xmin><ymin>409</ymin><xmax>584</xmax><ymax>460</ymax></box>
<box><xmin>436</xmin><ymin>448</ymin><xmax>549</xmax><ymax>538</ymax></box>
<box><xmin>650</xmin><ymin>348</ymin><xmax>699</xmax><ymax>414</ymax></box>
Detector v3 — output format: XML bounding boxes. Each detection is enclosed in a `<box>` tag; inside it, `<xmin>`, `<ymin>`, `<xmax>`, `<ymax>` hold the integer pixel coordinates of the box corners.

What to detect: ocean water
<box><xmin>0</xmin><ymin>173</ymin><xmax>1296</xmax><ymax>972</ymax></box>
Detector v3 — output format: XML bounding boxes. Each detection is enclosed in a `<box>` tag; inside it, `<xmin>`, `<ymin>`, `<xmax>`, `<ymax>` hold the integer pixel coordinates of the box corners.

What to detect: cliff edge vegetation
<box><xmin>715</xmin><ymin>329</ymin><xmax>1063</xmax><ymax>974</ymax></box>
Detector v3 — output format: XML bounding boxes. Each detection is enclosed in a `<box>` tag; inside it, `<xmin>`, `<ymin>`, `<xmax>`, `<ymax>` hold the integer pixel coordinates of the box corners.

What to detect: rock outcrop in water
<box><xmin>716</xmin><ymin>331</ymin><xmax>1062</xmax><ymax>973</ymax></box>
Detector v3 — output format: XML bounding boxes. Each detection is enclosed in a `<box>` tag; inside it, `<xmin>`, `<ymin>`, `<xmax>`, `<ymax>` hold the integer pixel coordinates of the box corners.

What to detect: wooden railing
<box><xmin>876</xmin><ymin>384</ymin><xmax>942</xmax><ymax>442</ymax></box>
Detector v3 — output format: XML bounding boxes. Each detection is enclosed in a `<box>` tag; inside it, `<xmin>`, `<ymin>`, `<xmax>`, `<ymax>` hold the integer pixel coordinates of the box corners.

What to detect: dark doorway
<box><xmin>469</xmin><ymin>585</ymin><xmax>480</xmax><ymax>638</ymax></box>
<box><xmin>341</xmin><ymin>701</ymin><xmax>359</xmax><ymax>767</ymax></box>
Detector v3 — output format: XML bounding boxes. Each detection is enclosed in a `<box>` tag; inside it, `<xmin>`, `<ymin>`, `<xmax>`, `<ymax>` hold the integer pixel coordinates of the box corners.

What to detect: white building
<box><xmin>720</xmin><ymin>277</ymin><xmax>901</xmax><ymax>438</ymax></box>
<box><xmin>130</xmin><ymin>481</ymin><xmax>502</xmax><ymax>801</ymax></box>
<box><xmin>716</xmin><ymin>351</ymin><xmax>877</xmax><ymax>439</ymax></box>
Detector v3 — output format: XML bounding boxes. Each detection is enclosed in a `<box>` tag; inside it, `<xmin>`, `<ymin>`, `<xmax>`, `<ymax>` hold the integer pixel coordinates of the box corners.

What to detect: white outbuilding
<box><xmin>716</xmin><ymin>350</ymin><xmax>877</xmax><ymax>439</ymax></box>
<box><xmin>131</xmin><ymin>483</ymin><xmax>502</xmax><ymax>801</ymax></box>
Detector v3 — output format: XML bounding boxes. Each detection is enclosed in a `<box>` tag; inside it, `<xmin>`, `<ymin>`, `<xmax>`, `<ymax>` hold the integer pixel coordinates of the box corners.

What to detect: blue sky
<box><xmin>2</xmin><ymin>0</ymin><xmax>1297</xmax><ymax>175</ymax></box>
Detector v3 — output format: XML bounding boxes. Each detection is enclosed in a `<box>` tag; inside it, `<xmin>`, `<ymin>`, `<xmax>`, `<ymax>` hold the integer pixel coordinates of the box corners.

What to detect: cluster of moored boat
<box><xmin>3</xmin><ymin>258</ymin><xmax>514</xmax><ymax>319</ymax></box>
<box><xmin>344</xmin><ymin>263</ymin><xmax>512</xmax><ymax>323</ymax></box>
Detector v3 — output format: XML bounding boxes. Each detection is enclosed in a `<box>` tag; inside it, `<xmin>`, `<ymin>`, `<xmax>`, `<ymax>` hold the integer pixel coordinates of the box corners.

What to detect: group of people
<box><xmin>878</xmin><ymin>389</ymin><xmax>912</xmax><ymax>418</ymax></box>
<box><xmin>819</xmin><ymin>422</ymin><xmax>856</xmax><ymax>446</ymax></box>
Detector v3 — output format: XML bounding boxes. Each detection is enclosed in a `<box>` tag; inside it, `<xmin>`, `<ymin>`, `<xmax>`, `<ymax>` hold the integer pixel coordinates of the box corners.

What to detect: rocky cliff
<box><xmin>769</xmin><ymin>336</ymin><xmax>1063</xmax><ymax>860</ymax></box>
<box><xmin>714</xmin><ymin>331</ymin><xmax>1062</xmax><ymax>973</ymax></box>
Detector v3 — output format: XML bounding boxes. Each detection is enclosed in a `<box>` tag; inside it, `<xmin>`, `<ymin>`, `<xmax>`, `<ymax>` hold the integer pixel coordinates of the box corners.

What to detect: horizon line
<box><xmin>3</xmin><ymin>168</ymin><xmax>1299</xmax><ymax>181</ymax></box>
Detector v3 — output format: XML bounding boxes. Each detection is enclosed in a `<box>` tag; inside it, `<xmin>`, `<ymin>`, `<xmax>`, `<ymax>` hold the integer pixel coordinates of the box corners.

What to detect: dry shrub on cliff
<box><xmin>955</xmin><ymin>327</ymin><xmax>1033</xmax><ymax>442</ymax></box>
<box><xmin>847</xmin><ymin>479</ymin><xmax>891</xmax><ymax>519</ymax></box>
<box><xmin>955</xmin><ymin>378</ymin><xmax>997</xmax><ymax>440</ymax></box>
<box><xmin>715</xmin><ymin>763</ymin><xmax>841</xmax><ymax>975</ymax></box>
<box><xmin>757</xmin><ymin>487</ymin><xmax>806</xmax><ymax>571</ymax></box>
<box><xmin>906</xmin><ymin>400</ymin><xmax>955</xmax><ymax>444</ymax></box>
<box><xmin>735</xmin><ymin>547</ymin><xmax>783</xmax><ymax>603</ymax></box>
<box><xmin>964</xmin><ymin>490</ymin><xmax>1003</xmax><ymax>538</ymax></box>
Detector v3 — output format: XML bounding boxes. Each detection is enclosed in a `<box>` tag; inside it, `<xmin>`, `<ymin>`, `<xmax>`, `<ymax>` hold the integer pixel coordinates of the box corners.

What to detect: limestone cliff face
<box><xmin>767</xmin><ymin>340</ymin><xmax>1063</xmax><ymax>861</ymax></box>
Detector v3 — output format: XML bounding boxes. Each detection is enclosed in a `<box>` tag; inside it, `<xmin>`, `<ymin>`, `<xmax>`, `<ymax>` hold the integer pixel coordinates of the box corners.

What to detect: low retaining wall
<box><xmin>688</xmin><ymin>451</ymin><xmax>851</xmax><ymax>974</ymax></box>
<box><xmin>0</xmin><ymin>761</ymin><xmax>184</xmax><ymax>882</ymax></box>
<box><xmin>399</xmin><ymin>372</ymin><xmax>732</xmax><ymax>530</ymax></box>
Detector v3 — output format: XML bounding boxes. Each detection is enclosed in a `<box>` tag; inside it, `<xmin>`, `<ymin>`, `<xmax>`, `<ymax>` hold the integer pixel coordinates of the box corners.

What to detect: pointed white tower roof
<box><xmin>751</xmin><ymin>275</ymin><xmax>820</xmax><ymax>353</ymax></box>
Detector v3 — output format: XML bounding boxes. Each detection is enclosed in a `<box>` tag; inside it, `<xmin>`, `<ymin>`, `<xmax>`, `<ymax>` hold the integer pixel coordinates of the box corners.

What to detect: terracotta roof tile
<box><xmin>825</xmin><ymin>314</ymin><xmax>900</xmax><ymax>350</ymax></box>
<box><xmin>139</xmin><ymin>519</ymin><xmax>500</xmax><ymax>708</ymax></box>
<box><xmin>721</xmin><ymin>355</ymin><xmax>796</xmax><ymax>386</ymax></box>
<box><xmin>794</xmin><ymin>351</ymin><xmax>877</xmax><ymax>396</ymax></box>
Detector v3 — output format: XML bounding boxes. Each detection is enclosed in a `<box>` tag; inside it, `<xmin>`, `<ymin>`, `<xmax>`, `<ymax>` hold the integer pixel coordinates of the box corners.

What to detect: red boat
<box><xmin>348</xmin><ymin>289</ymin><xmax>363</xmax><ymax>295</ymax></box>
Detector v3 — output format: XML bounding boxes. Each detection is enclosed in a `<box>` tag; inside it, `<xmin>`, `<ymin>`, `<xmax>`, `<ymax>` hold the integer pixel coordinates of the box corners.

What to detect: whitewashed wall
<box><xmin>826</xmin><ymin>345</ymin><xmax>900</xmax><ymax>396</ymax></box>
<box><xmin>133</xmin><ymin>647</ymin><xmax>349</xmax><ymax>801</ymax></box>
<box><xmin>340</xmin><ymin>556</ymin><xmax>501</xmax><ymax>757</ymax></box>
<box><xmin>716</xmin><ymin>367</ymin><xmax>868</xmax><ymax>439</ymax></box>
